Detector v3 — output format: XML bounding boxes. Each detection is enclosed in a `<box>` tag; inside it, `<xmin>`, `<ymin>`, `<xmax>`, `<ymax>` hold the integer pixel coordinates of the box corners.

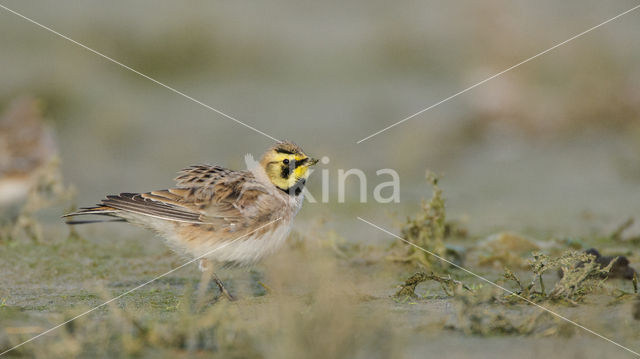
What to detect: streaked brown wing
<box><xmin>115</xmin><ymin>165</ymin><xmax>277</xmax><ymax>230</ymax></box>
<box><xmin>174</xmin><ymin>165</ymin><xmax>232</xmax><ymax>187</ymax></box>
<box><xmin>102</xmin><ymin>192</ymin><xmax>202</xmax><ymax>223</ymax></box>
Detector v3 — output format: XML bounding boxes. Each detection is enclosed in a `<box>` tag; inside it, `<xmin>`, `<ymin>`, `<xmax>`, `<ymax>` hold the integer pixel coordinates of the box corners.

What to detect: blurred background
<box><xmin>2</xmin><ymin>2</ymin><xmax>640</xmax><ymax>357</ymax></box>
<box><xmin>1</xmin><ymin>0</ymin><xmax>639</xmax><ymax>236</ymax></box>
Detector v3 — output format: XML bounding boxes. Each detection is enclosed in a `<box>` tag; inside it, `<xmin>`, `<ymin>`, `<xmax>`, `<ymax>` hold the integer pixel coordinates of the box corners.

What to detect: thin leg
<box><xmin>197</xmin><ymin>258</ymin><xmax>236</xmax><ymax>302</ymax></box>
<box><xmin>212</xmin><ymin>273</ymin><xmax>236</xmax><ymax>301</ymax></box>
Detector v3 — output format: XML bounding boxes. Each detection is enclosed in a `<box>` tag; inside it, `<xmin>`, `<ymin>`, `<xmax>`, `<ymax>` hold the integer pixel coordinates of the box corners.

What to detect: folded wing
<box><xmin>64</xmin><ymin>165</ymin><xmax>276</xmax><ymax>231</ymax></box>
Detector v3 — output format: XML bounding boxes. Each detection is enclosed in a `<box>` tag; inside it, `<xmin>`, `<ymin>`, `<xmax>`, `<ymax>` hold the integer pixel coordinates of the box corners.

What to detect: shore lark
<box><xmin>64</xmin><ymin>141</ymin><xmax>318</xmax><ymax>299</ymax></box>
<box><xmin>0</xmin><ymin>97</ymin><xmax>57</xmax><ymax>209</ymax></box>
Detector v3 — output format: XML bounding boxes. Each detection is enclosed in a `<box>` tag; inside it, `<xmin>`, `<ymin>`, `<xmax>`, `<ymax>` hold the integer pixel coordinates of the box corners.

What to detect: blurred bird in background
<box><xmin>0</xmin><ymin>97</ymin><xmax>70</xmax><ymax>239</ymax></box>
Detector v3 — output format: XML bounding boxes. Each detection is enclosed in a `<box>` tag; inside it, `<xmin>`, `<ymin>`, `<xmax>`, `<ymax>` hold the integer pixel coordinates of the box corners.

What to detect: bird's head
<box><xmin>260</xmin><ymin>141</ymin><xmax>318</xmax><ymax>194</ymax></box>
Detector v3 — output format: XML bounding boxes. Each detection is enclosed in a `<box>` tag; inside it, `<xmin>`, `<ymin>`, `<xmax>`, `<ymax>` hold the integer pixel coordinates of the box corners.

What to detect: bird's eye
<box><xmin>283</xmin><ymin>159</ymin><xmax>289</xmax><ymax>165</ymax></box>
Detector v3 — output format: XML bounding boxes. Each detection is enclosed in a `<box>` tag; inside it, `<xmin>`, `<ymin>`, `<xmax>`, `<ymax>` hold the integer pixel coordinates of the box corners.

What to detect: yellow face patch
<box><xmin>264</xmin><ymin>152</ymin><xmax>314</xmax><ymax>190</ymax></box>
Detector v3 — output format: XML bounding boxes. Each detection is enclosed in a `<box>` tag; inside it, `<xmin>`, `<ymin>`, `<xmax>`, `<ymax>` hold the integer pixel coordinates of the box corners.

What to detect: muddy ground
<box><xmin>1</xmin><ymin>205</ymin><xmax>639</xmax><ymax>358</ymax></box>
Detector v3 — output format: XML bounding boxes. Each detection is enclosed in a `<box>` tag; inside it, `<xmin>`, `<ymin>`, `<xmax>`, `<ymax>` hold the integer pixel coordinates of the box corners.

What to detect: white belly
<box><xmin>190</xmin><ymin>222</ymin><xmax>292</xmax><ymax>265</ymax></box>
<box><xmin>140</xmin><ymin>217</ymin><xmax>294</xmax><ymax>267</ymax></box>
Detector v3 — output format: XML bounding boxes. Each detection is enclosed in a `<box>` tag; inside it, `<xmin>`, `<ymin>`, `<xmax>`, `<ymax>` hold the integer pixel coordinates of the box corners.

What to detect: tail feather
<box><xmin>63</xmin><ymin>205</ymin><xmax>123</xmax><ymax>225</ymax></box>
<box><xmin>65</xmin><ymin>218</ymin><xmax>126</xmax><ymax>225</ymax></box>
<box><xmin>63</xmin><ymin>191</ymin><xmax>202</xmax><ymax>225</ymax></box>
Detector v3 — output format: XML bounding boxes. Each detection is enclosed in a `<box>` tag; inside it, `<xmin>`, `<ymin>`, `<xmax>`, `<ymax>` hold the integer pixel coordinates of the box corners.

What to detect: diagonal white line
<box><xmin>0</xmin><ymin>3</ymin><xmax>280</xmax><ymax>143</ymax></box>
<box><xmin>357</xmin><ymin>216</ymin><xmax>640</xmax><ymax>357</ymax></box>
<box><xmin>0</xmin><ymin>217</ymin><xmax>282</xmax><ymax>357</ymax></box>
<box><xmin>357</xmin><ymin>3</ymin><xmax>640</xmax><ymax>144</ymax></box>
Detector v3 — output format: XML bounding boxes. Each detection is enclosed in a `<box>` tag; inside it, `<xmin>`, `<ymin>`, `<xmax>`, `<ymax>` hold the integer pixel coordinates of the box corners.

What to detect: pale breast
<box><xmin>166</xmin><ymin>219</ymin><xmax>293</xmax><ymax>266</ymax></box>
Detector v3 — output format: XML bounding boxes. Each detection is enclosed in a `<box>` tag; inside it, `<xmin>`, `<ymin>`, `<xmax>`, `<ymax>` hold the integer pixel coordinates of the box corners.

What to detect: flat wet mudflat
<box><xmin>1</xmin><ymin>181</ymin><xmax>639</xmax><ymax>358</ymax></box>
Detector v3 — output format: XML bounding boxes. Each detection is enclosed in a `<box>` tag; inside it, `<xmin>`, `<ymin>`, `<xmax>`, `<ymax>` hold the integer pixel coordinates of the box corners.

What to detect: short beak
<box><xmin>308</xmin><ymin>158</ymin><xmax>319</xmax><ymax>166</ymax></box>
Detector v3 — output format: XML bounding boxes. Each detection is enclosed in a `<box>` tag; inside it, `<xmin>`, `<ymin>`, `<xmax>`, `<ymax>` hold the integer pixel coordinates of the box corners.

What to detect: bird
<box><xmin>63</xmin><ymin>141</ymin><xmax>318</xmax><ymax>300</ymax></box>
<box><xmin>0</xmin><ymin>97</ymin><xmax>57</xmax><ymax>210</ymax></box>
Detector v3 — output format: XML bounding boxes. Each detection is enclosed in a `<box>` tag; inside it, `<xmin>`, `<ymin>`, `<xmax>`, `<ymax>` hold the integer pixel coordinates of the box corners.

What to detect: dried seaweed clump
<box><xmin>447</xmin><ymin>277</ymin><xmax>575</xmax><ymax>337</ymax></box>
<box><xmin>455</xmin><ymin>306</ymin><xmax>553</xmax><ymax>336</ymax></box>
<box><xmin>446</xmin><ymin>282</ymin><xmax>571</xmax><ymax>336</ymax></box>
<box><xmin>394</xmin><ymin>272</ymin><xmax>471</xmax><ymax>299</ymax></box>
<box><xmin>504</xmin><ymin>251</ymin><xmax>617</xmax><ymax>304</ymax></box>
<box><xmin>389</xmin><ymin>172</ymin><xmax>448</xmax><ymax>269</ymax></box>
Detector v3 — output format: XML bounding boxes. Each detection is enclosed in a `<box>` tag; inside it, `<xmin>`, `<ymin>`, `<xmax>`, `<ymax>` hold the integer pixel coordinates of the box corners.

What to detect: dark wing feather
<box><xmin>102</xmin><ymin>193</ymin><xmax>202</xmax><ymax>222</ymax></box>
<box><xmin>63</xmin><ymin>192</ymin><xmax>204</xmax><ymax>224</ymax></box>
<box><xmin>64</xmin><ymin>165</ymin><xmax>276</xmax><ymax>230</ymax></box>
